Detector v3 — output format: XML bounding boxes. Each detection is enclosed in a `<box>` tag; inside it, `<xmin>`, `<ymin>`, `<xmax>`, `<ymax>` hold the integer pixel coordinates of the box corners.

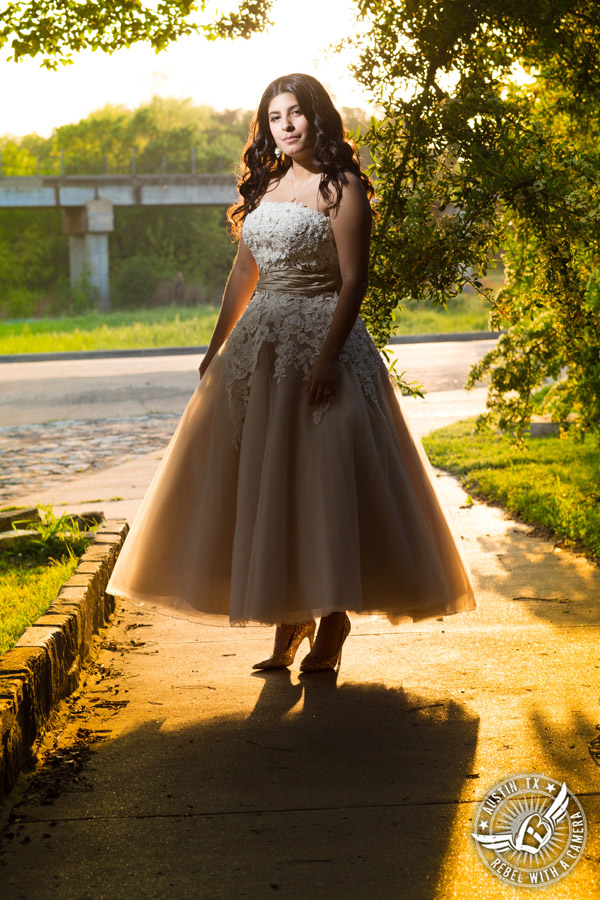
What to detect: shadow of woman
<box><xmin>238</xmin><ymin>669</ymin><xmax>480</xmax><ymax>899</ymax></box>
<box><xmin>3</xmin><ymin>670</ymin><xmax>480</xmax><ymax>900</ymax></box>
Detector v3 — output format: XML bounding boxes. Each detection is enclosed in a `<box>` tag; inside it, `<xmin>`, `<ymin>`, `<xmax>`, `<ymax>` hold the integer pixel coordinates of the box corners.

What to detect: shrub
<box><xmin>112</xmin><ymin>255</ymin><xmax>168</xmax><ymax>309</ymax></box>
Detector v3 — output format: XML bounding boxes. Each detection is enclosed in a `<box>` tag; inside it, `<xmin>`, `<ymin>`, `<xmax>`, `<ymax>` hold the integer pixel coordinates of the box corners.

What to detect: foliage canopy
<box><xmin>350</xmin><ymin>0</ymin><xmax>600</xmax><ymax>438</ymax></box>
<box><xmin>0</xmin><ymin>1</ymin><xmax>273</xmax><ymax>68</ymax></box>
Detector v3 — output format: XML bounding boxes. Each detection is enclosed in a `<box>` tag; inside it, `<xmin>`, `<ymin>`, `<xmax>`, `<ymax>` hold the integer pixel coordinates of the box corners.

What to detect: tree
<box><xmin>0</xmin><ymin>0</ymin><xmax>272</xmax><ymax>69</ymax></box>
<box><xmin>350</xmin><ymin>0</ymin><xmax>600</xmax><ymax>438</ymax></box>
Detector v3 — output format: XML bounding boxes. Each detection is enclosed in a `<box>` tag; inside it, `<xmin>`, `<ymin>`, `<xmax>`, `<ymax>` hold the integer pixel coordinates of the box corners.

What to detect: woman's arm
<box><xmin>199</xmin><ymin>236</ymin><xmax>259</xmax><ymax>378</ymax></box>
<box><xmin>306</xmin><ymin>174</ymin><xmax>372</xmax><ymax>404</ymax></box>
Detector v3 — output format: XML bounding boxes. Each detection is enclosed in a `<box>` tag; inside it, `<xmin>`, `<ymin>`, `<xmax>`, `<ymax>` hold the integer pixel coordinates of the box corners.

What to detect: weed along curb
<box><xmin>0</xmin><ymin>519</ymin><xmax>129</xmax><ymax>802</ymax></box>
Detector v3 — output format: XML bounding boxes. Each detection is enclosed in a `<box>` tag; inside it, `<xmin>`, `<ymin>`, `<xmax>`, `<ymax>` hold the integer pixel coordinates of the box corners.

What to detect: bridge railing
<box><xmin>0</xmin><ymin>148</ymin><xmax>226</xmax><ymax>178</ymax></box>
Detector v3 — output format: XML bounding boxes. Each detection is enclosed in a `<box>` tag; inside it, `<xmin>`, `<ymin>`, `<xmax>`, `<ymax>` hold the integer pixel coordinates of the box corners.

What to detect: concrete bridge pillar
<box><xmin>62</xmin><ymin>198</ymin><xmax>114</xmax><ymax>311</ymax></box>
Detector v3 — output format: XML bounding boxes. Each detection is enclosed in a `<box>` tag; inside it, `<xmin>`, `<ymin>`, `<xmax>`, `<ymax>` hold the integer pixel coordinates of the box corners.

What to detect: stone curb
<box><xmin>0</xmin><ymin>331</ymin><xmax>505</xmax><ymax>364</ymax></box>
<box><xmin>0</xmin><ymin>519</ymin><xmax>129</xmax><ymax>802</ymax></box>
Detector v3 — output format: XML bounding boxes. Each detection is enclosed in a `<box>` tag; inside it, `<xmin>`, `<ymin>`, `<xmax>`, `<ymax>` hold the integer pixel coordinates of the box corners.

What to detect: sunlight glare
<box><xmin>0</xmin><ymin>0</ymin><xmax>371</xmax><ymax>137</ymax></box>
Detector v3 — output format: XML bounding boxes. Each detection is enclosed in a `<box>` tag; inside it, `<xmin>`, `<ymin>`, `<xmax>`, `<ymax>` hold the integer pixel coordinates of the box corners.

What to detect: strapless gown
<box><xmin>106</xmin><ymin>201</ymin><xmax>476</xmax><ymax>625</ymax></box>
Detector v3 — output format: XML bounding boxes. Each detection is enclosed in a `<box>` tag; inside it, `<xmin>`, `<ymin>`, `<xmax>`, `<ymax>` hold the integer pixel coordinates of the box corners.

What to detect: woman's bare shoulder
<box><xmin>343</xmin><ymin>170</ymin><xmax>366</xmax><ymax>189</ymax></box>
<box><xmin>328</xmin><ymin>170</ymin><xmax>372</xmax><ymax>219</ymax></box>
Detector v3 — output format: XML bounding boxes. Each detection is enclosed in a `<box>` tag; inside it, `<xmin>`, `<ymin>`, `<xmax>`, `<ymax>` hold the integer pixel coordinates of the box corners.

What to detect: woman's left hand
<box><xmin>307</xmin><ymin>354</ymin><xmax>338</xmax><ymax>405</ymax></box>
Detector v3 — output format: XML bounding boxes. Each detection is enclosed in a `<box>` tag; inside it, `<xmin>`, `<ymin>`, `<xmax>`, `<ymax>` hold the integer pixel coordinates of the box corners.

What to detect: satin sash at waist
<box><xmin>255</xmin><ymin>267</ymin><xmax>341</xmax><ymax>297</ymax></box>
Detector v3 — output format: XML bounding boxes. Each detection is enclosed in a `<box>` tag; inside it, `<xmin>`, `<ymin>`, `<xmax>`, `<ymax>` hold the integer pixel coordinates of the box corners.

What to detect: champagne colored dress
<box><xmin>106</xmin><ymin>201</ymin><xmax>476</xmax><ymax>625</ymax></box>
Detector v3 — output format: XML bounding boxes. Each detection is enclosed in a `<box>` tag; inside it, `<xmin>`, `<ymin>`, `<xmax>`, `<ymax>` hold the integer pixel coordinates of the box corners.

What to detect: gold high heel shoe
<box><xmin>300</xmin><ymin>613</ymin><xmax>351</xmax><ymax>672</ymax></box>
<box><xmin>252</xmin><ymin>620</ymin><xmax>316</xmax><ymax>670</ymax></box>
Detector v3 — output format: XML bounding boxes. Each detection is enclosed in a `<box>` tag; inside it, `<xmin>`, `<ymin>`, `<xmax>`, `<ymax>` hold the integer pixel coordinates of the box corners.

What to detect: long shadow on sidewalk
<box><xmin>1</xmin><ymin>671</ymin><xmax>479</xmax><ymax>900</ymax></box>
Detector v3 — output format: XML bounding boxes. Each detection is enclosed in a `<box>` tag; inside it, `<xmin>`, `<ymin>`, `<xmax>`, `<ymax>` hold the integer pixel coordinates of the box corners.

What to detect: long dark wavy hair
<box><xmin>228</xmin><ymin>73</ymin><xmax>374</xmax><ymax>236</ymax></box>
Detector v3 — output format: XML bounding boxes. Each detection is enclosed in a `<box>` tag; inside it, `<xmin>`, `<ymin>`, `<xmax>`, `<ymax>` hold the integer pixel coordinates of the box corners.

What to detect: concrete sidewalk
<box><xmin>1</xmin><ymin>392</ymin><xmax>599</xmax><ymax>899</ymax></box>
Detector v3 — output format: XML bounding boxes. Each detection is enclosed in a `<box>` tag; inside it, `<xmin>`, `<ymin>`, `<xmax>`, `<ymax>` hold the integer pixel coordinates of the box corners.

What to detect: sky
<box><xmin>0</xmin><ymin>0</ymin><xmax>372</xmax><ymax>138</ymax></box>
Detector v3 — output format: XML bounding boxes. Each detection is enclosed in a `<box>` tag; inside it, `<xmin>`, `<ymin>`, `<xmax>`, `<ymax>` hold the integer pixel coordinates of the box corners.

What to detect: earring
<box><xmin>274</xmin><ymin>147</ymin><xmax>282</xmax><ymax>158</ymax></box>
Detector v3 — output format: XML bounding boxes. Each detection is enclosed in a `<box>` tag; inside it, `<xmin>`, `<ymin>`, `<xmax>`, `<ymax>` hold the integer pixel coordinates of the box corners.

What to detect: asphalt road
<box><xmin>0</xmin><ymin>339</ymin><xmax>495</xmax><ymax>427</ymax></box>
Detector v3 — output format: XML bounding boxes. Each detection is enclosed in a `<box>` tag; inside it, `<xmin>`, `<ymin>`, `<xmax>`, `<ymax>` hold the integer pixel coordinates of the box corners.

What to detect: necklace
<box><xmin>291</xmin><ymin>167</ymin><xmax>321</xmax><ymax>203</ymax></box>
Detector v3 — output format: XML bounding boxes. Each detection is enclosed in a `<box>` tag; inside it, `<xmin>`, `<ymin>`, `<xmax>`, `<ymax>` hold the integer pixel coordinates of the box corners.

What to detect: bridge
<box><xmin>0</xmin><ymin>174</ymin><xmax>238</xmax><ymax>310</ymax></box>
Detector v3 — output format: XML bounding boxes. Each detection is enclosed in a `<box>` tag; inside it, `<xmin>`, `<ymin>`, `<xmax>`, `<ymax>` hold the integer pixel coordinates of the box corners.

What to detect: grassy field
<box><xmin>392</xmin><ymin>294</ymin><xmax>492</xmax><ymax>335</ymax></box>
<box><xmin>0</xmin><ymin>294</ymin><xmax>493</xmax><ymax>355</ymax></box>
<box><xmin>423</xmin><ymin>419</ymin><xmax>600</xmax><ymax>561</ymax></box>
<box><xmin>0</xmin><ymin>306</ymin><xmax>221</xmax><ymax>355</ymax></box>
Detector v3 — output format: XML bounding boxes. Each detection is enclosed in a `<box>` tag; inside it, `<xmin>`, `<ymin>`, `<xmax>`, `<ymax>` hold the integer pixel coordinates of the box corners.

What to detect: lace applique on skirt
<box><xmin>221</xmin><ymin>288</ymin><xmax>387</xmax><ymax>449</ymax></box>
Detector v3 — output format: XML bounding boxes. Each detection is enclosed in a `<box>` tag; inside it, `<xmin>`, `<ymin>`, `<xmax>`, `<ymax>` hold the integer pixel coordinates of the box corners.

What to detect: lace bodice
<box><xmin>241</xmin><ymin>201</ymin><xmax>341</xmax><ymax>277</ymax></box>
<box><xmin>221</xmin><ymin>202</ymin><xmax>388</xmax><ymax>448</ymax></box>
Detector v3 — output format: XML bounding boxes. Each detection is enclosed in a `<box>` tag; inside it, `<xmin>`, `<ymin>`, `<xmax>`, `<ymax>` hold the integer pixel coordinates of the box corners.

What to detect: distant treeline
<box><xmin>0</xmin><ymin>98</ymin><xmax>251</xmax><ymax>318</ymax></box>
<box><xmin>0</xmin><ymin>97</ymin><xmax>369</xmax><ymax>319</ymax></box>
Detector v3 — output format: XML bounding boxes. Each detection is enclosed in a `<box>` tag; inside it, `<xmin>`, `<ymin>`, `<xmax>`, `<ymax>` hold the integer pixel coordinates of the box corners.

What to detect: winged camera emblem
<box><xmin>472</xmin><ymin>782</ymin><xmax>570</xmax><ymax>855</ymax></box>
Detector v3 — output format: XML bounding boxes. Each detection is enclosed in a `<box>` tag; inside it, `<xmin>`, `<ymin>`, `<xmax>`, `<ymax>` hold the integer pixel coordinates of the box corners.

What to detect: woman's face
<box><xmin>267</xmin><ymin>92</ymin><xmax>314</xmax><ymax>160</ymax></box>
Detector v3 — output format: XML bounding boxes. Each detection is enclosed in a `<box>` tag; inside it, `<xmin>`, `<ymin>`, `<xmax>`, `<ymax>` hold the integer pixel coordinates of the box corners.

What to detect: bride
<box><xmin>106</xmin><ymin>73</ymin><xmax>476</xmax><ymax>673</ymax></box>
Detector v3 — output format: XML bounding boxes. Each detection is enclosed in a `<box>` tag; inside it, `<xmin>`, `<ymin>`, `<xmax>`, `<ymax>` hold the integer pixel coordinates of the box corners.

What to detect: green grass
<box><xmin>0</xmin><ymin>293</ymin><xmax>496</xmax><ymax>355</ymax></box>
<box><xmin>423</xmin><ymin>419</ymin><xmax>600</xmax><ymax>561</ymax></box>
<box><xmin>393</xmin><ymin>294</ymin><xmax>492</xmax><ymax>335</ymax></box>
<box><xmin>0</xmin><ymin>306</ymin><xmax>221</xmax><ymax>355</ymax></box>
<box><xmin>0</xmin><ymin>550</ymin><xmax>79</xmax><ymax>654</ymax></box>
<box><xmin>393</xmin><ymin>267</ymin><xmax>503</xmax><ymax>335</ymax></box>
<box><xmin>0</xmin><ymin>506</ymin><xmax>97</xmax><ymax>653</ymax></box>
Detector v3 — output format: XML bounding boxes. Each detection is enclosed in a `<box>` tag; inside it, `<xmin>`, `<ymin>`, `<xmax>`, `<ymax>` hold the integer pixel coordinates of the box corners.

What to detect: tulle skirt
<box><xmin>106</xmin><ymin>342</ymin><xmax>476</xmax><ymax>625</ymax></box>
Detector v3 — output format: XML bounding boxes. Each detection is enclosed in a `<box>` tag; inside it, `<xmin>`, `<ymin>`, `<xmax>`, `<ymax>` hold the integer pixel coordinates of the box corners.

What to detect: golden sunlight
<box><xmin>0</xmin><ymin>0</ymin><xmax>369</xmax><ymax>137</ymax></box>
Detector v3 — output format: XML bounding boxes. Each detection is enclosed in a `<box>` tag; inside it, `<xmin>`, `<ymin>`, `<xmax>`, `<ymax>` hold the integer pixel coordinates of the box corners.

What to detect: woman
<box><xmin>106</xmin><ymin>73</ymin><xmax>476</xmax><ymax>672</ymax></box>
